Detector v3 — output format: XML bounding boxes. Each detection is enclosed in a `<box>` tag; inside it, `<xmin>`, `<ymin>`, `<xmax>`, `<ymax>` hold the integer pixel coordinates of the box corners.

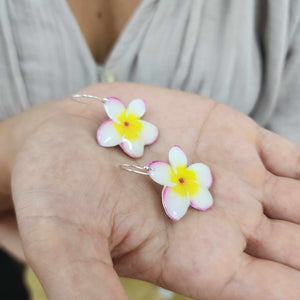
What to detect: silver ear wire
<box><xmin>72</xmin><ymin>94</ymin><xmax>110</xmax><ymax>104</ymax></box>
<box><xmin>120</xmin><ymin>164</ymin><xmax>152</xmax><ymax>175</ymax></box>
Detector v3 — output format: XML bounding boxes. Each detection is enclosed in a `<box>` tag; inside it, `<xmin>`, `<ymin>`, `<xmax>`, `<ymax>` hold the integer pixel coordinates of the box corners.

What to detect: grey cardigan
<box><xmin>0</xmin><ymin>0</ymin><xmax>300</xmax><ymax>143</ymax></box>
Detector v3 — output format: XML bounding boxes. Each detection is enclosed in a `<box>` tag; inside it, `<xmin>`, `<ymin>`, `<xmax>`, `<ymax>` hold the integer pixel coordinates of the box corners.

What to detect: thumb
<box><xmin>18</xmin><ymin>218</ymin><xmax>127</xmax><ymax>300</ymax></box>
<box><xmin>37</xmin><ymin>254</ymin><xmax>128</xmax><ymax>300</ymax></box>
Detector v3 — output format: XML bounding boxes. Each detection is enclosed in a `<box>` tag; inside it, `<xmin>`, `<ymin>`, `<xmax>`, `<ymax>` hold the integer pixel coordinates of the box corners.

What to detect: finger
<box><xmin>223</xmin><ymin>253</ymin><xmax>300</xmax><ymax>299</ymax></box>
<box><xmin>246</xmin><ymin>216</ymin><xmax>300</xmax><ymax>270</ymax></box>
<box><xmin>258</xmin><ymin>128</ymin><xmax>300</xmax><ymax>179</ymax></box>
<box><xmin>263</xmin><ymin>172</ymin><xmax>300</xmax><ymax>223</ymax></box>
<box><xmin>0</xmin><ymin>212</ymin><xmax>25</xmax><ymax>262</ymax></box>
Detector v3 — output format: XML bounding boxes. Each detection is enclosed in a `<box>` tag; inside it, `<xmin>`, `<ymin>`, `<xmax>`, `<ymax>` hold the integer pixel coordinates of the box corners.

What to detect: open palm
<box><xmin>10</xmin><ymin>83</ymin><xmax>300</xmax><ymax>299</ymax></box>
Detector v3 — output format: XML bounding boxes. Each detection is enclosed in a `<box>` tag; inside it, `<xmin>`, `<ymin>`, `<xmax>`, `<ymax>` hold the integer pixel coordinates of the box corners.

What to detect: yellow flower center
<box><xmin>170</xmin><ymin>166</ymin><xmax>200</xmax><ymax>197</ymax></box>
<box><xmin>114</xmin><ymin>111</ymin><xmax>143</xmax><ymax>140</ymax></box>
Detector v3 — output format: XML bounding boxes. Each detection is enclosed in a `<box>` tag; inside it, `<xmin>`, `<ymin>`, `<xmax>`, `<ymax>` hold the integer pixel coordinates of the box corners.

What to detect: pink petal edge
<box><xmin>132</xmin><ymin>98</ymin><xmax>146</xmax><ymax>109</ymax></box>
<box><xmin>172</xmin><ymin>145</ymin><xmax>184</xmax><ymax>151</ymax></box>
<box><xmin>140</xmin><ymin>99</ymin><xmax>146</xmax><ymax>108</ymax></box>
<box><xmin>148</xmin><ymin>160</ymin><xmax>171</xmax><ymax>169</ymax></box>
<box><xmin>107</xmin><ymin>96</ymin><xmax>123</xmax><ymax>103</ymax></box>
<box><xmin>119</xmin><ymin>141</ymin><xmax>143</xmax><ymax>158</ymax></box>
<box><xmin>144</xmin><ymin>129</ymin><xmax>159</xmax><ymax>146</ymax></box>
<box><xmin>140</xmin><ymin>99</ymin><xmax>147</xmax><ymax>114</ymax></box>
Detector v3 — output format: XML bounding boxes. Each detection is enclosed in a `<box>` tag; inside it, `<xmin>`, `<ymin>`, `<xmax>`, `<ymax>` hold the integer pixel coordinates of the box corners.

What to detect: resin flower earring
<box><xmin>121</xmin><ymin>145</ymin><xmax>214</xmax><ymax>220</ymax></box>
<box><xmin>72</xmin><ymin>94</ymin><xmax>158</xmax><ymax>158</ymax></box>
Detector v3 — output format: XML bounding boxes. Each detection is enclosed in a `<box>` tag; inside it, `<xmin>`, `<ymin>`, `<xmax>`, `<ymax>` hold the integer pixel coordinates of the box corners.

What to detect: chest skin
<box><xmin>66</xmin><ymin>0</ymin><xmax>141</xmax><ymax>64</ymax></box>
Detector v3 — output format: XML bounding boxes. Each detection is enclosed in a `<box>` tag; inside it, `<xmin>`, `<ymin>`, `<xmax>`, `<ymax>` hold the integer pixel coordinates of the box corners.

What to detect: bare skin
<box><xmin>1</xmin><ymin>82</ymin><xmax>300</xmax><ymax>299</ymax></box>
<box><xmin>0</xmin><ymin>1</ymin><xmax>299</xmax><ymax>298</ymax></box>
<box><xmin>66</xmin><ymin>0</ymin><xmax>141</xmax><ymax>63</ymax></box>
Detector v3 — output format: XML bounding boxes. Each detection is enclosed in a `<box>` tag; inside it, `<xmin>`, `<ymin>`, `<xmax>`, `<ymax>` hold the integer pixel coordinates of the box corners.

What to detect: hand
<box><xmin>0</xmin><ymin>98</ymin><xmax>74</xmax><ymax>261</ymax></box>
<box><xmin>8</xmin><ymin>82</ymin><xmax>300</xmax><ymax>299</ymax></box>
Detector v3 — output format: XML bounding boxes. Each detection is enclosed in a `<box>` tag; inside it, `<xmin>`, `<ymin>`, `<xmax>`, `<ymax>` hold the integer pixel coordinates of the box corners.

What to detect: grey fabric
<box><xmin>0</xmin><ymin>0</ymin><xmax>299</xmax><ymax>143</ymax></box>
<box><xmin>0</xmin><ymin>0</ymin><xmax>98</xmax><ymax>117</ymax></box>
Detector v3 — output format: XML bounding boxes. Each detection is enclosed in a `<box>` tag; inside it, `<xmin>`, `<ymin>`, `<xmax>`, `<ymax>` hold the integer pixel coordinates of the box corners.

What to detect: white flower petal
<box><xmin>148</xmin><ymin>161</ymin><xmax>175</xmax><ymax>187</ymax></box>
<box><xmin>140</xmin><ymin>120</ymin><xmax>158</xmax><ymax>145</ymax></box>
<box><xmin>120</xmin><ymin>138</ymin><xmax>144</xmax><ymax>158</ymax></box>
<box><xmin>162</xmin><ymin>186</ymin><xmax>190</xmax><ymax>220</ymax></box>
<box><xmin>187</xmin><ymin>163</ymin><xmax>213</xmax><ymax>188</ymax></box>
<box><xmin>126</xmin><ymin>99</ymin><xmax>146</xmax><ymax>118</ymax></box>
<box><xmin>104</xmin><ymin>97</ymin><xmax>126</xmax><ymax>122</ymax></box>
<box><xmin>169</xmin><ymin>145</ymin><xmax>188</xmax><ymax>170</ymax></box>
<box><xmin>97</xmin><ymin>120</ymin><xmax>123</xmax><ymax>147</ymax></box>
<box><xmin>189</xmin><ymin>188</ymin><xmax>213</xmax><ymax>211</ymax></box>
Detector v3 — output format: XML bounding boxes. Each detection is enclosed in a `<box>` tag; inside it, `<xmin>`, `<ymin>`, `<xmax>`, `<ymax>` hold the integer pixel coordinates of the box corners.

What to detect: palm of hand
<box><xmin>11</xmin><ymin>83</ymin><xmax>300</xmax><ymax>299</ymax></box>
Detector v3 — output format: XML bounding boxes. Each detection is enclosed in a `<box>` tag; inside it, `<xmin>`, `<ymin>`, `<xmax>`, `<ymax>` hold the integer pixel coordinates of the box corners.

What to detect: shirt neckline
<box><xmin>61</xmin><ymin>0</ymin><xmax>152</xmax><ymax>69</ymax></box>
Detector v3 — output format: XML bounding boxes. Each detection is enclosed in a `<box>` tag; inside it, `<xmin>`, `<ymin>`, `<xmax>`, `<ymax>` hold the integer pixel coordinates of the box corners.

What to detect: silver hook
<box><xmin>72</xmin><ymin>94</ymin><xmax>110</xmax><ymax>104</ymax></box>
<box><xmin>120</xmin><ymin>164</ymin><xmax>152</xmax><ymax>176</ymax></box>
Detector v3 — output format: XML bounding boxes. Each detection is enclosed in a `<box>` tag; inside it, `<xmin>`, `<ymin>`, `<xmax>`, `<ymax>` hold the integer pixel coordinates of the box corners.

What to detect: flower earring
<box><xmin>121</xmin><ymin>145</ymin><xmax>214</xmax><ymax>220</ymax></box>
<box><xmin>72</xmin><ymin>94</ymin><xmax>158</xmax><ymax>158</ymax></box>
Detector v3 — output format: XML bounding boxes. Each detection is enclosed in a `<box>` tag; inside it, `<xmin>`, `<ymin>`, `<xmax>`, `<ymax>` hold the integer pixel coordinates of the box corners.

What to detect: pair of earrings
<box><xmin>72</xmin><ymin>94</ymin><xmax>214</xmax><ymax>221</ymax></box>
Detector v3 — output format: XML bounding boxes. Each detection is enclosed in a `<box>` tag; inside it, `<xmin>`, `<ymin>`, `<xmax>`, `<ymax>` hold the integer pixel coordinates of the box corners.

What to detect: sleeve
<box><xmin>267</xmin><ymin>17</ymin><xmax>300</xmax><ymax>144</ymax></box>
